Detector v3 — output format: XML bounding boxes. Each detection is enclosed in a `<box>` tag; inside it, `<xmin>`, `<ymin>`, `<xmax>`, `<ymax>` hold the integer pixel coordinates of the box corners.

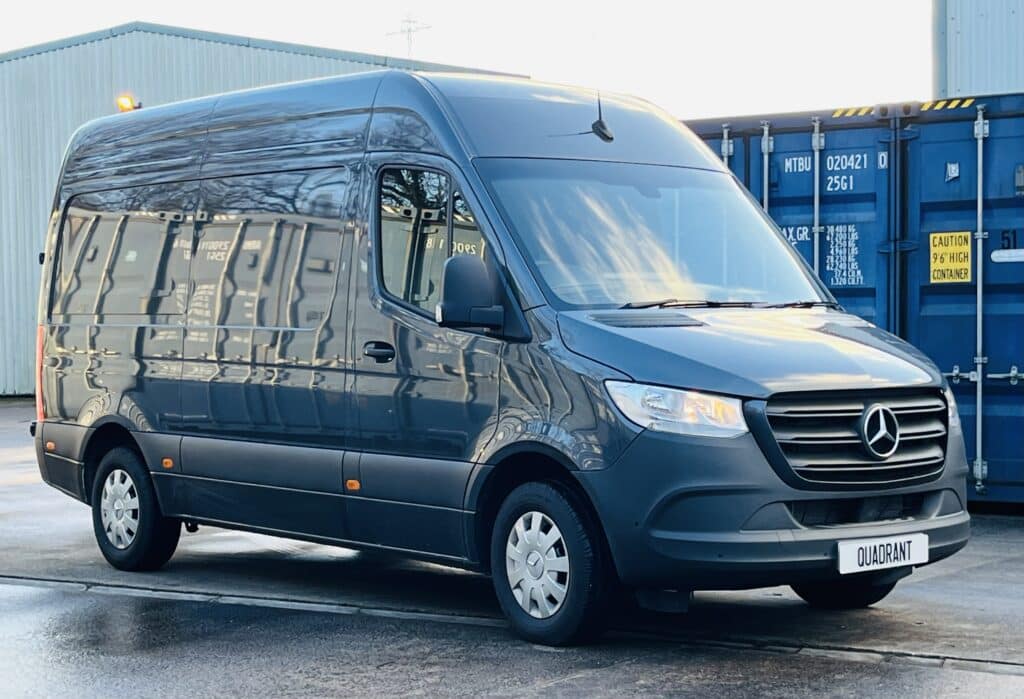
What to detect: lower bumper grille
<box><xmin>788</xmin><ymin>493</ymin><xmax>928</xmax><ymax>526</ymax></box>
<box><xmin>765</xmin><ymin>390</ymin><xmax>948</xmax><ymax>488</ymax></box>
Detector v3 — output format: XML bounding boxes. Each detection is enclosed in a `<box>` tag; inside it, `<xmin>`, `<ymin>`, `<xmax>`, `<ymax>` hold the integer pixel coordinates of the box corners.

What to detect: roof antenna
<box><xmin>591</xmin><ymin>92</ymin><xmax>614</xmax><ymax>142</ymax></box>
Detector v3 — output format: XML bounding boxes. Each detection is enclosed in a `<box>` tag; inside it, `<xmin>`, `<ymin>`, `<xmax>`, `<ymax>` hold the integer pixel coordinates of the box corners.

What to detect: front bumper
<box><xmin>575</xmin><ymin>428</ymin><xmax>971</xmax><ymax>589</ymax></box>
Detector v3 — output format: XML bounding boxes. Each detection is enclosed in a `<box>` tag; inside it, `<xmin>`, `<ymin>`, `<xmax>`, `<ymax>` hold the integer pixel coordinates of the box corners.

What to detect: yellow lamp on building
<box><xmin>116</xmin><ymin>94</ymin><xmax>140</xmax><ymax>112</ymax></box>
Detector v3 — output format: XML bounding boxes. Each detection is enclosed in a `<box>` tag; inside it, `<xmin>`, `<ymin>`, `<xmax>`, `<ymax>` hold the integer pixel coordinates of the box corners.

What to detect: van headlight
<box><xmin>605</xmin><ymin>381</ymin><xmax>748</xmax><ymax>438</ymax></box>
<box><xmin>943</xmin><ymin>386</ymin><xmax>961</xmax><ymax>429</ymax></box>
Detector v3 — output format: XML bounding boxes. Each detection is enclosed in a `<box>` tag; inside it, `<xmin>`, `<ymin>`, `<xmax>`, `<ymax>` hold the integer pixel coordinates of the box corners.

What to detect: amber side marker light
<box><xmin>161</xmin><ymin>458</ymin><xmax>174</xmax><ymax>469</ymax></box>
<box><xmin>116</xmin><ymin>94</ymin><xmax>141</xmax><ymax>112</ymax></box>
<box><xmin>345</xmin><ymin>479</ymin><xmax>361</xmax><ymax>492</ymax></box>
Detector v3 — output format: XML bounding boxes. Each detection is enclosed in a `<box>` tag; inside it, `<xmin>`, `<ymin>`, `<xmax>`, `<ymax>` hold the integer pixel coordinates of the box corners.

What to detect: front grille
<box><xmin>765</xmin><ymin>391</ymin><xmax>947</xmax><ymax>488</ymax></box>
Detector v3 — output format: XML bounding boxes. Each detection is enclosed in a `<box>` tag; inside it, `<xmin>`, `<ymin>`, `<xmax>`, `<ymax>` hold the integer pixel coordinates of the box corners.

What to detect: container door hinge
<box><xmin>974</xmin><ymin>230</ymin><xmax>988</xmax><ymax>240</ymax></box>
<box><xmin>811</xmin><ymin>132</ymin><xmax>825</xmax><ymax>151</ymax></box>
<box><xmin>897</xmin><ymin>128</ymin><xmax>919</xmax><ymax>141</ymax></box>
<box><xmin>877</xmin><ymin>240</ymin><xmax>918</xmax><ymax>254</ymax></box>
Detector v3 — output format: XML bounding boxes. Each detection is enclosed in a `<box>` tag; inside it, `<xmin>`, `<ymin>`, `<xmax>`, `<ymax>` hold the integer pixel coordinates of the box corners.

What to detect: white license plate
<box><xmin>837</xmin><ymin>533</ymin><xmax>929</xmax><ymax>575</ymax></box>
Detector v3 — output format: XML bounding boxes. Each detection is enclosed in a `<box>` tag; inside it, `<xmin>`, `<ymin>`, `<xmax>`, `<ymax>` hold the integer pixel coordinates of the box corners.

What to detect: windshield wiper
<box><xmin>762</xmin><ymin>300</ymin><xmax>841</xmax><ymax>309</ymax></box>
<box><xmin>619</xmin><ymin>298</ymin><xmax>684</xmax><ymax>309</ymax></box>
<box><xmin>619</xmin><ymin>299</ymin><xmax>763</xmax><ymax>309</ymax></box>
<box><xmin>619</xmin><ymin>299</ymin><xmax>841</xmax><ymax>310</ymax></box>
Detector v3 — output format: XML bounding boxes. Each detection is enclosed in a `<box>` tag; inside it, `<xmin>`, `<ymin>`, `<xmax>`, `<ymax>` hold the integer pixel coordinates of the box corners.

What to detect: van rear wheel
<box><xmin>90</xmin><ymin>447</ymin><xmax>181</xmax><ymax>571</ymax></box>
<box><xmin>791</xmin><ymin>577</ymin><xmax>897</xmax><ymax>609</ymax></box>
<box><xmin>490</xmin><ymin>482</ymin><xmax>611</xmax><ymax>646</ymax></box>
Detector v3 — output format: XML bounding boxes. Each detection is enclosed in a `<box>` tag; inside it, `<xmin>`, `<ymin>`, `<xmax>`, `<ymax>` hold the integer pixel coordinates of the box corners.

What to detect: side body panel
<box><xmin>44</xmin><ymin>181</ymin><xmax>199</xmax><ymax>433</ymax></box>
<box><xmin>176</xmin><ymin>165</ymin><xmax>358</xmax><ymax>528</ymax></box>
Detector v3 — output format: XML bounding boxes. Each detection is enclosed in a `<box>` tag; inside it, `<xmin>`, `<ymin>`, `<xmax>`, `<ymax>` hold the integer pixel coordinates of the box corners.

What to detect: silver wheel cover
<box><xmin>100</xmin><ymin>469</ymin><xmax>140</xmax><ymax>550</ymax></box>
<box><xmin>505</xmin><ymin>511</ymin><xmax>570</xmax><ymax>619</ymax></box>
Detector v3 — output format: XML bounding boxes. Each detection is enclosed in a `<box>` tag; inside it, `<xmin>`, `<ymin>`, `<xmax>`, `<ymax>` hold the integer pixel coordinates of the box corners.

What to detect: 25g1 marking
<box><xmin>826</xmin><ymin>174</ymin><xmax>855</xmax><ymax>192</ymax></box>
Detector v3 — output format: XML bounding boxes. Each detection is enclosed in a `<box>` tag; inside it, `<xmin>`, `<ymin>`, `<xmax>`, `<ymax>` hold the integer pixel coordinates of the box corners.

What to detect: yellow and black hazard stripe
<box><xmin>920</xmin><ymin>97</ymin><xmax>976</xmax><ymax>111</ymax></box>
<box><xmin>830</xmin><ymin>97</ymin><xmax>978</xmax><ymax>118</ymax></box>
<box><xmin>831</xmin><ymin>106</ymin><xmax>874</xmax><ymax>118</ymax></box>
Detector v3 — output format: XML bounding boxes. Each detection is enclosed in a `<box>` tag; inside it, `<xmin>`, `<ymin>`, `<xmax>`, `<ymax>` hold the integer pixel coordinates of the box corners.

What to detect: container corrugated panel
<box><xmin>688</xmin><ymin>95</ymin><xmax>1024</xmax><ymax>503</ymax></box>
<box><xmin>689</xmin><ymin>109</ymin><xmax>896</xmax><ymax>331</ymax></box>
<box><xmin>935</xmin><ymin>0</ymin><xmax>1024</xmax><ymax>98</ymax></box>
<box><xmin>903</xmin><ymin>93</ymin><xmax>1024</xmax><ymax>503</ymax></box>
<box><xmin>0</xmin><ymin>25</ymin><xmax>491</xmax><ymax>395</ymax></box>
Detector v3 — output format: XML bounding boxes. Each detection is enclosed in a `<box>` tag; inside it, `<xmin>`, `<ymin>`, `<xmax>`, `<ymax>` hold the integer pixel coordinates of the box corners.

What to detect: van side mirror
<box><xmin>435</xmin><ymin>255</ymin><xmax>504</xmax><ymax>330</ymax></box>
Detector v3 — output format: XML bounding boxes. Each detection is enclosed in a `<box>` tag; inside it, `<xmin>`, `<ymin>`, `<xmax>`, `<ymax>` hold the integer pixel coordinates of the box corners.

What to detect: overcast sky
<box><xmin>5</xmin><ymin>0</ymin><xmax>933</xmax><ymax>119</ymax></box>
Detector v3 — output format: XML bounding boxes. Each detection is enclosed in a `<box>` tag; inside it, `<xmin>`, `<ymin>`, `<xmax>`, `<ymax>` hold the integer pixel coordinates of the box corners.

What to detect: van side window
<box><xmin>188</xmin><ymin>168</ymin><xmax>349</xmax><ymax>331</ymax></box>
<box><xmin>379</xmin><ymin>168</ymin><xmax>450</xmax><ymax>313</ymax></box>
<box><xmin>52</xmin><ymin>184</ymin><xmax>195</xmax><ymax>316</ymax></box>
<box><xmin>378</xmin><ymin>168</ymin><xmax>487</xmax><ymax>314</ymax></box>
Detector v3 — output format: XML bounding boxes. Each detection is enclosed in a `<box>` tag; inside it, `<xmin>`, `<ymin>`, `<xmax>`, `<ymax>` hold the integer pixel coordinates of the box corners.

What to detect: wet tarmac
<box><xmin>2</xmin><ymin>399</ymin><xmax>1022</xmax><ymax>696</ymax></box>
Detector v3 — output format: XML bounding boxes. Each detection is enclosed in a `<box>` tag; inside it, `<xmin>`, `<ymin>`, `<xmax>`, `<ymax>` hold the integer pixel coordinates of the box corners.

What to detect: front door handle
<box><xmin>363</xmin><ymin>341</ymin><xmax>396</xmax><ymax>363</ymax></box>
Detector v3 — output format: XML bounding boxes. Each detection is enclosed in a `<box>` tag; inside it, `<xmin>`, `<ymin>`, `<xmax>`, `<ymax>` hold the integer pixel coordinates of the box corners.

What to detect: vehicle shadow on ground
<box><xmin>157</xmin><ymin>542</ymin><xmax>924</xmax><ymax>652</ymax></box>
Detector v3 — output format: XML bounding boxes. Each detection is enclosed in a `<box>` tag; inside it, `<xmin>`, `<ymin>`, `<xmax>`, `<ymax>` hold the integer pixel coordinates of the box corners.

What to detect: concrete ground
<box><xmin>1</xmin><ymin>398</ymin><xmax>1022</xmax><ymax>697</ymax></box>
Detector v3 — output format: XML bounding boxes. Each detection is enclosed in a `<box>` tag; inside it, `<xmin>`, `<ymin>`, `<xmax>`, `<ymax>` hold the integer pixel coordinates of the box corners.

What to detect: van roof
<box><xmin>59</xmin><ymin>70</ymin><xmax>723</xmax><ymax>193</ymax></box>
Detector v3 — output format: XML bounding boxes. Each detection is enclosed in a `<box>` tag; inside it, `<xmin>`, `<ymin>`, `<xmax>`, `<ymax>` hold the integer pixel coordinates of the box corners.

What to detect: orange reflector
<box><xmin>345</xmin><ymin>479</ymin><xmax>361</xmax><ymax>492</ymax></box>
<box><xmin>161</xmin><ymin>458</ymin><xmax>174</xmax><ymax>469</ymax></box>
<box><xmin>45</xmin><ymin>441</ymin><xmax>55</xmax><ymax>452</ymax></box>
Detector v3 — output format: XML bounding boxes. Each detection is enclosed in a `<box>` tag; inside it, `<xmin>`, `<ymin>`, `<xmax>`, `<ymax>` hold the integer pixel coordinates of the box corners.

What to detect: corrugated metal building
<box><xmin>933</xmin><ymin>0</ymin><xmax>1024</xmax><ymax>97</ymax></box>
<box><xmin>0</xmin><ymin>22</ymin><xmax>512</xmax><ymax>395</ymax></box>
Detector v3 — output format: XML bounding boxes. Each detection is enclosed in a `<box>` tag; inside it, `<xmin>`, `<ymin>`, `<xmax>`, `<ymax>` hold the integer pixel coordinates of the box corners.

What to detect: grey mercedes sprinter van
<box><xmin>35</xmin><ymin>71</ymin><xmax>969</xmax><ymax>645</ymax></box>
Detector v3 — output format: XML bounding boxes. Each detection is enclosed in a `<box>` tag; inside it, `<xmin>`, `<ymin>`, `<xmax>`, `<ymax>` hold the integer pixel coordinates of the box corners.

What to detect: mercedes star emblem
<box><xmin>861</xmin><ymin>404</ymin><xmax>900</xmax><ymax>459</ymax></box>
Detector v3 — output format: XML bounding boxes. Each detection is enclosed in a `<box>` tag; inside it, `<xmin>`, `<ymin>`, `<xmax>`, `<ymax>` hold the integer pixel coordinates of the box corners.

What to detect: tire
<box><xmin>90</xmin><ymin>446</ymin><xmax>181</xmax><ymax>571</ymax></box>
<box><xmin>791</xmin><ymin>577</ymin><xmax>898</xmax><ymax>610</ymax></box>
<box><xmin>490</xmin><ymin>481</ymin><xmax>611</xmax><ymax>645</ymax></box>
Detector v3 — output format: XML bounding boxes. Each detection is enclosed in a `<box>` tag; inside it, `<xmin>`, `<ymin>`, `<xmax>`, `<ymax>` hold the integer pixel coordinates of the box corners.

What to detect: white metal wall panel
<box><xmin>935</xmin><ymin>0</ymin><xmax>1024</xmax><ymax>97</ymax></box>
<box><xmin>0</xmin><ymin>29</ymin><xmax>472</xmax><ymax>394</ymax></box>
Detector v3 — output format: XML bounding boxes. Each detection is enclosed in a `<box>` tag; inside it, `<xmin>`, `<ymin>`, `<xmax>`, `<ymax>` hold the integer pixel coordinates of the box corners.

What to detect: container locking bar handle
<box><xmin>943</xmin><ymin>365</ymin><xmax>978</xmax><ymax>384</ymax></box>
<box><xmin>811</xmin><ymin>117</ymin><xmax>825</xmax><ymax>276</ymax></box>
<box><xmin>760</xmin><ymin>121</ymin><xmax>773</xmax><ymax>212</ymax></box>
<box><xmin>988</xmin><ymin>366</ymin><xmax>1020</xmax><ymax>386</ymax></box>
<box><xmin>972</xmin><ymin>105</ymin><xmax>989</xmax><ymax>494</ymax></box>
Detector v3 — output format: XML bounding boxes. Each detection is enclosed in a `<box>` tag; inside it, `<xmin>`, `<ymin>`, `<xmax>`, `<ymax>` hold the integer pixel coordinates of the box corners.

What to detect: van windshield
<box><xmin>475</xmin><ymin>158</ymin><xmax>826</xmax><ymax>310</ymax></box>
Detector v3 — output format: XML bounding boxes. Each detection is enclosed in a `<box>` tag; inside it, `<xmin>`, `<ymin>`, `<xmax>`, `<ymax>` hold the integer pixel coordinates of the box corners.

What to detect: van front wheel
<box><xmin>90</xmin><ymin>447</ymin><xmax>181</xmax><ymax>571</ymax></box>
<box><xmin>490</xmin><ymin>482</ymin><xmax>610</xmax><ymax>645</ymax></box>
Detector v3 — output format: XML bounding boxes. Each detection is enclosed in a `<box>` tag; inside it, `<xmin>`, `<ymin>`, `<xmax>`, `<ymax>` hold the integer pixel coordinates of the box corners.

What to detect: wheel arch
<box><xmin>81</xmin><ymin>422</ymin><xmax>142</xmax><ymax>505</ymax></box>
<box><xmin>466</xmin><ymin>443</ymin><xmax>615</xmax><ymax>578</ymax></box>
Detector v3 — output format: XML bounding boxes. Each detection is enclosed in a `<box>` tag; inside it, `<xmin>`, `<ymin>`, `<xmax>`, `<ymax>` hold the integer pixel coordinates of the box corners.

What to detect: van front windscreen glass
<box><xmin>475</xmin><ymin>158</ymin><xmax>825</xmax><ymax>309</ymax></box>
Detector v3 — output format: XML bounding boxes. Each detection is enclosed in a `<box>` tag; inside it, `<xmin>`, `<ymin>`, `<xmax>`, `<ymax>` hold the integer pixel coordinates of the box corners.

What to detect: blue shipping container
<box><xmin>689</xmin><ymin>96</ymin><xmax>1024</xmax><ymax>503</ymax></box>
